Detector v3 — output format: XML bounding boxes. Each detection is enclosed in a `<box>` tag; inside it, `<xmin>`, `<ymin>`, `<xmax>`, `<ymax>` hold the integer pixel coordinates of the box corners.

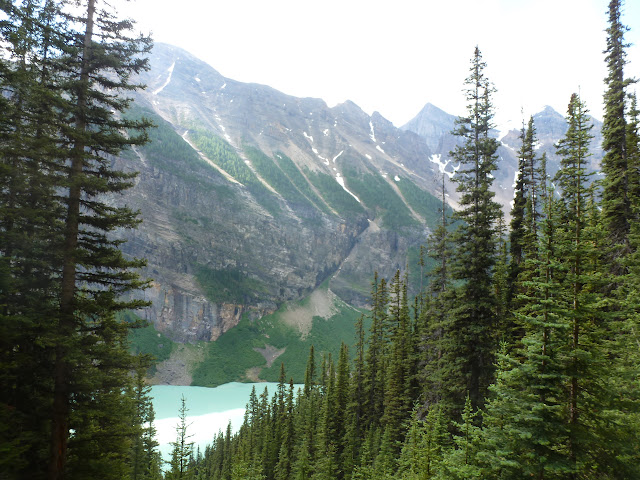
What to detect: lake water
<box><xmin>150</xmin><ymin>382</ymin><xmax>284</xmax><ymax>461</ymax></box>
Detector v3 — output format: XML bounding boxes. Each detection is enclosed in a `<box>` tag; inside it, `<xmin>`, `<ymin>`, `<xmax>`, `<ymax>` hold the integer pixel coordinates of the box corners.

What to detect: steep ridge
<box><xmin>118</xmin><ymin>43</ymin><xmax>445</xmax><ymax>343</ymax></box>
<box><xmin>403</xmin><ymin>103</ymin><xmax>604</xmax><ymax>217</ymax></box>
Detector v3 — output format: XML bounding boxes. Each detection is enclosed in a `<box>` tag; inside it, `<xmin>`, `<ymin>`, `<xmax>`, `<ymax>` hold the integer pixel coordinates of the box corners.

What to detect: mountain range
<box><xmin>118</xmin><ymin>43</ymin><xmax>603</xmax><ymax>383</ymax></box>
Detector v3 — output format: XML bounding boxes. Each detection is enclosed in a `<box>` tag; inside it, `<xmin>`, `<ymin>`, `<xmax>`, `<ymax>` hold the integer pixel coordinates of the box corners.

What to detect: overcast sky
<box><xmin>112</xmin><ymin>0</ymin><xmax>639</xmax><ymax>130</ymax></box>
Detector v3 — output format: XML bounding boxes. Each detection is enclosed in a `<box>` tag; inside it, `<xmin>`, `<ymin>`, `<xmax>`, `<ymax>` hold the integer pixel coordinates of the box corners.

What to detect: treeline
<box><xmin>178</xmin><ymin>2</ymin><xmax>640</xmax><ymax>479</ymax></box>
<box><xmin>0</xmin><ymin>1</ymin><xmax>162</xmax><ymax>479</ymax></box>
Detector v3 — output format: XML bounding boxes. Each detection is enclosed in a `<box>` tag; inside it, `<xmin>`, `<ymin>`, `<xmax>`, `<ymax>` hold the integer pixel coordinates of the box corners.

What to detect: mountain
<box><xmin>402</xmin><ymin>103</ymin><xmax>604</xmax><ymax>214</ymax></box>
<box><xmin>402</xmin><ymin>103</ymin><xmax>457</xmax><ymax>152</ymax></box>
<box><xmin>118</xmin><ymin>43</ymin><xmax>447</xmax><ymax>351</ymax></box>
<box><xmin>118</xmin><ymin>44</ymin><xmax>606</xmax><ymax>384</ymax></box>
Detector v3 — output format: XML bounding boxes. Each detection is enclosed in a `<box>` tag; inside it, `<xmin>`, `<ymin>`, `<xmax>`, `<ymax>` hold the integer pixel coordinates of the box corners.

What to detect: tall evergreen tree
<box><xmin>420</xmin><ymin>176</ymin><xmax>454</xmax><ymax>410</ymax></box>
<box><xmin>627</xmin><ymin>92</ymin><xmax>640</xmax><ymax>211</ymax></box>
<box><xmin>601</xmin><ymin>0</ymin><xmax>634</xmax><ymax>248</ymax></box>
<box><xmin>364</xmin><ymin>273</ymin><xmax>388</xmax><ymax>427</ymax></box>
<box><xmin>443</xmin><ymin>46</ymin><xmax>503</xmax><ymax>412</ymax></box>
<box><xmin>0</xmin><ymin>2</ymin><xmax>152</xmax><ymax>479</ymax></box>
<box><xmin>382</xmin><ymin>273</ymin><xmax>413</xmax><ymax>451</ymax></box>
<box><xmin>477</xmin><ymin>94</ymin><xmax>640</xmax><ymax>480</ymax></box>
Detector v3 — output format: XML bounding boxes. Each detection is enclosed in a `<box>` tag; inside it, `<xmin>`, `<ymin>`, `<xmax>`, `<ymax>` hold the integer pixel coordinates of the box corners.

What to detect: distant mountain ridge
<box><xmin>120</xmin><ymin>43</ymin><xmax>445</xmax><ymax>345</ymax></box>
<box><xmin>402</xmin><ymin>102</ymin><xmax>604</xmax><ymax>212</ymax></box>
<box><xmin>120</xmin><ymin>43</ymin><xmax>604</xmax><ymax>353</ymax></box>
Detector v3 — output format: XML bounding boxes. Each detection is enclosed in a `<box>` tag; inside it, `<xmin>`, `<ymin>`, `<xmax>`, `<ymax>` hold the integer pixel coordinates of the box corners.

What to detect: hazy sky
<box><xmin>113</xmin><ymin>0</ymin><xmax>639</xmax><ymax>130</ymax></box>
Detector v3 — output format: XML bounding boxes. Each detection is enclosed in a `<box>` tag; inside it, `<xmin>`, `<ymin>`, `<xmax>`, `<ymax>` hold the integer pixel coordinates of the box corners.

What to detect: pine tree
<box><xmin>479</xmin><ymin>173</ymin><xmax>572</xmax><ymax>480</ymax></box>
<box><xmin>0</xmin><ymin>1</ymin><xmax>152</xmax><ymax>478</ymax></box>
<box><xmin>438</xmin><ymin>396</ymin><xmax>484</xmax><ymax>479</ymax></box>
<box><xmin>627</xmin><ymin>92</ymin><xmax>640</xmax><ymax>211</ymax></box>
<box><xmin>364</xmin><ymin>273</ymin><xmax>388</xmax><ymax>427</ymax></box>
<box><xmin>479</xmin><ymin>94</ymin><xmax>640</xmax><ymax>480</ymax></box>
<box><xmin>397</xmin><ymin>405</ymin><xmax>446</xmax><ymax>479</ymax></box>
<box><xmin>601</xmin><ymin>0</ymin><xmax>634</xmax><ymax>248</ymax></box>
<box><xmin>420</xmin><ymin>177</ymin><xmax>454</xmax><ymax>410</ymax></box>
<box><xmin>508</xmin><ymin>121</ymin><xmax>529</xmax><ymax>286</ymax></box>
<box><xmin>166</xmin><ymin>395</ymin><xmax>195</xmax><ymax>480</ymax></box>
<box><xmin>443</xmin><ymin>46</ymin><xmax>503</xmax><ymax>413</ymax></box>
<box><xmin>0</xmin><ymin>3</ymin><xmax>70</xmax><ymax>475</ymax></box>
<box><xmin>382</xmin><ymin>272</ymin><xmax>412</xmax><ymax>451</ymax></box>
<box><xmin>49</xmin><ymin>1</ymin><xmax>152</xmax><ymax>471</ymax></box>
<box><xmin>508</xmin><ymin>117</ymin><xmax>541</xmax><ymax>305</ymax></box>
<box><xmin>140</xmin><ymin>404</ymin><xmax>163</xmax><ymax>480</ymax></box>
<box><xmin>304</xmin><ymin>345</ymin><xmax>316</xmax><ymax>396</ymax></box>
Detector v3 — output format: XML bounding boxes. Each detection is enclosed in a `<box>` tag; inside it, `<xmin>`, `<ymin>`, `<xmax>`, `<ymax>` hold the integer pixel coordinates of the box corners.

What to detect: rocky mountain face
<box><xmin>119</xmin><ymin>44</ymin><xmax>604</xmax><ymax>345</ymax></box>
<box><xmin>402</xmin><ymin>103</ymin><xmax>604</xmax><ymax>216</ymax></box>
<box><xmin>119</xmin><ymin>44</ymin><xmax>446</xmax><ymax>343</ymax></box>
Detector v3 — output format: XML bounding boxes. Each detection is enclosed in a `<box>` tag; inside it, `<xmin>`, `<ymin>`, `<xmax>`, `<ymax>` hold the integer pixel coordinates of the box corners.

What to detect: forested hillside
<box><xmin>174</xmin><ymin>3</ymin><xmax>640</xmax><ymax>479</ymax></box>
<box><xmin>1</xmin><ymin>0</ymin><xmax>639</xmax><ymax>479</ymax></box>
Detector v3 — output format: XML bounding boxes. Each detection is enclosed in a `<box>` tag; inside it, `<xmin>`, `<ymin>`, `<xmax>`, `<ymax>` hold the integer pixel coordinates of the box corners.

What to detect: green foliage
<box><xmin>126</xmin><ymin>105</ymin><xmax>206</xmax><ymax>181</ymax></box>
<box><xmin>195</xmin><ymin>264</ymin><xmax>267</xmax><ymax>304</ymax></box>
<box><xmin>123</xmin><ymin>311</ymin><xmax>175</xmax><ymax>368</ymax></box>
<box><xmin>444</xmin><ymin>46</ymin><xmax>504</xmax><ymax>413</ymax></box>
<box><xmin>190</xmin><ymin>319</ymin><xmax>267</xmax><ymax>387</ymax></box>
<box><xmin>273</xmin><ymin>152</ymin><xmax>333</xmax><ymax>215</ymax></box>
<box><xmin>191</xmin><ymin>292</ymin><xmax>367</xmax><ymax>386</ymax></box>
<box><xmin>244</xmin><ymin>146</ymin><xmax>321</xmax><ymax>217</ymax></box>
<box><xmin>305</xmin><ymin>169</ymin><xmax>366</xmax><ymax>220</ymax></box>
<box><xmin>438</xmin><ymin>397</ymin><xmax>485</xmax><ymax>479</ymax></box>
<box><xmin>342</xmin><ymin>166</ymin><xmax>419</xmax><ymax>229</ymax></box>
<box><xmin>188</xmin><ymin>128</ymin><xmax>282</xmax><ymax>216</ymax></box>
<box><xmin>0</xmin><ymin>1</ymin><xmax>153</xmax><ymax>478</ymax></box>
<box><xmin>5</xmin><ymin>4</ymin><xmax>640</xmax><ymax>480</ymax></box>
<box><xmin>395</xmin><ymin>178</ymin><xmax>447</xmax><ymax>228</ymax></box>
<box><xmin>261</xmin><ymin>306</ymin><xmax>366</xmax><ymax>382</ymax></box>
<box><xmin>166</xmin><ymin>395</ymin><xmax>195</xmax><ymax>480</ymax></box>
<box><xmin>601</xmin><ymin>0</ymin><xmax>633</xmax><ymax>244</ymax></box>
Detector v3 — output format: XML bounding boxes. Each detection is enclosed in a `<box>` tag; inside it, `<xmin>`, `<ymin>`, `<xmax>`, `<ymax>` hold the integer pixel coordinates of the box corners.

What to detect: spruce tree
<box><xmin>443</xmin><ymin>46</ymin><xmax>503</xmax><ymax>412</ymax></box>
<box><xmin>364</xmin><ymin>273</ymin><xmax>388</xmax><ymax>427</ymax></box>
<box><xmin>627</xmin><ymin>92</ymin><xmax>640</xmax><ymax>210</ymax></box>
<box><xmin>166</xmin><ymin>396</ymin><xmax>195</xmax><ymax>480</ymax></box>
<box><xmin>479</xmin><ymin>94</ymin><xmax>640</xmax><ymax>480</ymax></box>
<box><xmin>479</xmin><ymin>171</ymin><xmax>572</xmax><ymax>479</ymax></box>
<box><xmin>382</xmin><ymin>272</ymin><xmax>413</xmax><ymax>451</ymax></box>
<box><xmin>0</xmin><ymin>3</ymin><xmax>68</xmax><ymax>475</ymax></box>
<box><xmin>438</xmin><ymin>396</ymin><xmax>484</xmax><ymax>479</ymax></box>
<box><xmin>601</xmin><ymin>0</ymin><xmax>634</xmax><ymax>248</ymax></box>
<box><xmin>420</xmin><ymin>176</ymin><xmax>454</xmax><ymax>410</ymax></box>
<box><xmin>0</xmin><ymin>2</ymin><xmax>152</xmax><ymax>478</ymax></box>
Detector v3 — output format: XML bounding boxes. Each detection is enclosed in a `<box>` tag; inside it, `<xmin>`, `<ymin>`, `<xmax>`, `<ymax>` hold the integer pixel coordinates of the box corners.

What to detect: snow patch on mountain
<box><xmin>336</xmin><ymin>173</ymin><xmax>361</xmax><ymax>203</ymax></box>
<box><xmin>153</xmin><ymin>61</ymin><xmax>176</xmax><ymax>95</ymax></box>
<box><xmin>429</xmin><ymin>154</ymin><xmax>460</xmax><ymax>179</ymax></box>
<box><xmin>213</xmin><ymin>115</ymin><xmax>233</xmax><ymax>143</ymax></box>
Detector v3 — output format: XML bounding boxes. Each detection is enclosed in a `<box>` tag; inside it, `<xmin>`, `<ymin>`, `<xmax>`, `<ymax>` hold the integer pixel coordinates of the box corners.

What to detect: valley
<box><xmin>122</xmin><ymin>43</ymin><xmax>603</xmax><ymax>385</ymax></box>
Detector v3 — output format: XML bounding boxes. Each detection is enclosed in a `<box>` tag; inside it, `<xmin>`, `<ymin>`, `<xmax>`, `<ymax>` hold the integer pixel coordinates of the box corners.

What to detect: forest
<box><xmin>1</xmin><ymin>0</ymin><xmax>640</xmax><ymax>479</ymax></box>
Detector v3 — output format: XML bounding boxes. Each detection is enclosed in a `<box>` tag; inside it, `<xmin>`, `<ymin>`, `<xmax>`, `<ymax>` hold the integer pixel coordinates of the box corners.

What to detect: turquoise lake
<box><xmin>150</xmin><ymin>383</ymin><xmax>285</xmax><ymax>460</ymax></box>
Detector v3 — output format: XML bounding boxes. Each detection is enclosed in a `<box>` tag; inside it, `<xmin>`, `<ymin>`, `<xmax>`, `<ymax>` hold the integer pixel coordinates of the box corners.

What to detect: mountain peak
<box><xmin>536</xmin><ymin>105</ymin><xmax>564</xmax><ymax>119</ymax></box>
<box><xmin>401</xmin><ymin>102</ymin><xmax>457</xmax><ymax>151</ymax></box>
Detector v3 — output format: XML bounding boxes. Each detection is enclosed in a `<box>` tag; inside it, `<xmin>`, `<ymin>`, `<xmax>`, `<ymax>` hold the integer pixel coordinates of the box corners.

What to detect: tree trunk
<box><xmin>48</xmin><ymin>1</ymin><xmax>95</xmax><ymax>478</ymax></box>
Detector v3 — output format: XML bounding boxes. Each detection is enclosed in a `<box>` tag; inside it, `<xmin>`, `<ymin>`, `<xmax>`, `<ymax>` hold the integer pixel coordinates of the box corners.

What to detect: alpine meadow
<box><xmin>1</xmin><ymin>1</ymin><xmax>640</xmax><ymax>480</ymax></box>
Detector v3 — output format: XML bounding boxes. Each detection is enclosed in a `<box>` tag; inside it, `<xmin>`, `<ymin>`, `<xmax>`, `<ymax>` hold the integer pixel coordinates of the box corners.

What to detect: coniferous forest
<box><xmin>2</xmin><ymin>1</ymin><xmax>640</xmax><ymax>480</ymax></box>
